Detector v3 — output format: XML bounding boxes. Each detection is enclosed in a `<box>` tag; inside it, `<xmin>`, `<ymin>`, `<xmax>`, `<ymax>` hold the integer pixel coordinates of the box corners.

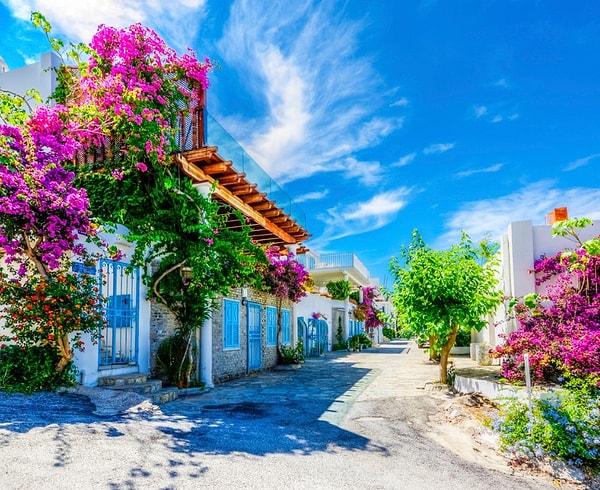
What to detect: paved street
<box><xmin>0</xmin><ymin>341</ymin><xmax>558</xmax><ymax>489</ymax></box>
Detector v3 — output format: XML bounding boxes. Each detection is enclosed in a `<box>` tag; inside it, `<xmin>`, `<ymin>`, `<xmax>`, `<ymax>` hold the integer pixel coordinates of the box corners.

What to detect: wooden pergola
<box><xmin>172</xmin><ymin>90</ymin><xmax>310</xmax><ymax>249</ymax></box>
<box><xmin>175</xmin><ymin>149</ymin><xmax>310</xmax><ymax>249</ymax></box>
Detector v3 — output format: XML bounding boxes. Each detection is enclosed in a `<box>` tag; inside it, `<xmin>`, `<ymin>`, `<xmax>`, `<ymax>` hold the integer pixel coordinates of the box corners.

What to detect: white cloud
<box><xmin>308</xmin><ymin>187</ymin><xmax>412</xmax><ymax>250</ymax></box>
<box><xmin>490</xmin><ymin>113</ymin><xmax>519</xmax><ymax>123</ymax></box>
<box><xmin>3</xmin><ymin>0</ymin><xmax>207</xmax><ymax>51</ymax></box>
<box><xmin>215</xmin><ymin>1</ymin><xmax>400</xmax><ymax>184</ymax></box>
<box><xmin>336</xmin><ymin>157</ymin><xmax>384</xmax><ymax>187</ymax></box>
<box><xmin>294</xmin><ymin>189</ymin><xmax>330</xmax><ymax>203</ymax></box>
<box><xmin>565</xmin><ymin>153</ymin><xmax>600</xmax><ymax>171</ymax></box>
<box><xmin>494</xmin><ymin>78</ymin><xmax>508</xmax><ymax>88</ymax></box>
<box><xmin>391</xmin><ymin>97</ymin><xmax>409</xmax><ymax>107</ymax></box>
<box><xmin>455</xmin><ymin>163</ymin><xmax>503</xmax><ymax>179</ymax></box>
<box><xmin>434</xmin><ymin>181</ymin><xmax>600</xmax><ymax>248</ymax></box>
<box><xmin>392</xmin><ymin>152</ymin><xmax>416</xmax><ymax>167</ymax></box>
<box><xmin>423</xmin><ymin>142</ymin><xmax>455</xmax><ymax>155</ymax></box>
<box><xmin>473</xmin><ymin>105</ymin><xmax>487</xmax><ymax>118</ymax></box>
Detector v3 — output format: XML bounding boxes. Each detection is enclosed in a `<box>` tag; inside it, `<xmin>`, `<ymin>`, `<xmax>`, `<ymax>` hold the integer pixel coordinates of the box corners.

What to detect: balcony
<box><xmin>174</xmin><ymin>96</ymin><xmax>309</xmax><ymax>246</ymax></box>
<box><xmin>296</xmin><ymin>251</ymin><xmax>370</xmax><ymax>287</ymax></box>
<box><xmin>75</xmin><ymin>89</ymin><xmax>310</xmax><ymax>247</ymax></box>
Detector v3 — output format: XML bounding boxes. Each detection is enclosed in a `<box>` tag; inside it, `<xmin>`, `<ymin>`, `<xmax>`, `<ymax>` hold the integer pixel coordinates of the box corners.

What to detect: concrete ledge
<box><xmin>453</xmin><ymin>374</ymin><xmax>521</xmax><ymax>399</ymax></box>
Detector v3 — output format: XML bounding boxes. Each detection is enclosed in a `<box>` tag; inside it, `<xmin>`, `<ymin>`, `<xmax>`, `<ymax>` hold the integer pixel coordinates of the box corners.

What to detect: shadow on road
<box><xmin>156</xmin><ymin>352</ymin><xmax>387</xmax><ymax>456</ymax></box>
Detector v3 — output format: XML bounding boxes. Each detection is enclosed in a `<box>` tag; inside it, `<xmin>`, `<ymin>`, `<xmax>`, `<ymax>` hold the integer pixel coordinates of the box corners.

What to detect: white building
<box><xmin>475</xmin><ymin>208</ymin><xmax>600</xmax><ymax>352</ymax></box>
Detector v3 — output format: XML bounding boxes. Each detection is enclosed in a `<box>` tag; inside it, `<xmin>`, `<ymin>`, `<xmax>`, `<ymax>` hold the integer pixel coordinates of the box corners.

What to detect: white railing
<box><xmin>297</xmin><ymin>252</ymin><xmax>369</xmax><ymax>280</ymax></box>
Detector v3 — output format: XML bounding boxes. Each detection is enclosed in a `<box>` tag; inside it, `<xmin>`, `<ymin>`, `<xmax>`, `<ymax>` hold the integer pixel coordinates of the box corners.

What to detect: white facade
<box><xmin>0</xmin><ymin>226</ymin><xmax>150</xmax><ymax>387</ymax></box>
<box><xmin>0</xmin><ymin>52</ymin><xmax>61</xmax><ymax>105</ymax></box>
<box><xmin>476</xmin><ymin>217</ymin><xmax>600</xmax><ymax>350</ymax></box>
<box><xmin>76</xmin><ymin>226</ymin><xmax>150</xmax><ymax>386</ymax></box>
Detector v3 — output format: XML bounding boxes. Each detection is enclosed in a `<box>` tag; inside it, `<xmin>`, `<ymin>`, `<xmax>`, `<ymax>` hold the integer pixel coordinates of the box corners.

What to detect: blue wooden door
<box><xmin>247</xmin><ymin>302</ymin><xmax>262</xmax><ymax>371</ymax></box>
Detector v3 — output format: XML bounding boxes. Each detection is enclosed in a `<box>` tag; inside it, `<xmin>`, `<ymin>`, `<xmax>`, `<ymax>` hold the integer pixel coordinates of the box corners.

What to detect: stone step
<box><xmin>98</xmin><ymin>373</ymin><xmax>148</xmax><ymax>387</ymax></box>
<box><xmin>149</xmin><ymin>388</ymin><xmax>179</xmax><ymax>405</ymax></box>
<box><xmin>98</xmin><ymin>373</ymin><xmax>180</xmax><ymax>405</ymax></box>
<box><xmin>108</xmin><ymin>379</ymin><xmax>164</xmax><ymax>395</ymax></box>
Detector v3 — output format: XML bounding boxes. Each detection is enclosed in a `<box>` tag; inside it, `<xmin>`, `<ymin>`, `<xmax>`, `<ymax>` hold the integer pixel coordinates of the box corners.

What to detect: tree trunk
<box><xmin>428</xmin><ymin>335</ymin><xmax>440</xmax><ymax>361</ymax></box>
<box><xmin>439</xmin><ymin>323</ymin><xmax>459</xmax><ymax>384</ymax></box>
<box><xmin>55</xmin><ymin>334</ymin><xmax>73</xmax><ymax>373</ymax></box>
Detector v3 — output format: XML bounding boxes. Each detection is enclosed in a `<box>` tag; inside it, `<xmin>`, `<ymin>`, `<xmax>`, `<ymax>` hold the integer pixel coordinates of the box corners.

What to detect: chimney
<box><xmin>547</xmin><ymin>207</ymin><xmax>568</xmax><ymax>224</ymax></box>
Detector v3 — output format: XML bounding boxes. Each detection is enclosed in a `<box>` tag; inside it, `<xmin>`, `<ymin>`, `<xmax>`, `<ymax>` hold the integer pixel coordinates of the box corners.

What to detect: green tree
<box><xmin>389</xmin><ymin>230</ymin><xmax>500</xmax><ymax>383</ymax></box>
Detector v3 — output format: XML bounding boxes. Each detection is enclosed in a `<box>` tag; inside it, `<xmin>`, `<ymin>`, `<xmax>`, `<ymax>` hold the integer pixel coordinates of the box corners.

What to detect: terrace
<box><xmin>75</xmin><ymin>88</ymin><xmax>310</xmax><ymax>248</ymax></box>
<box><xmin>174</xmin><ymin>92</ymin><xmax>310</xmax><ymax>248</ymax></box>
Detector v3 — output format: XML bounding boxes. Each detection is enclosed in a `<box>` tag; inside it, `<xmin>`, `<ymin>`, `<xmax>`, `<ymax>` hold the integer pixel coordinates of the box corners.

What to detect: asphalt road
<box><xmin>0</xmin><ymin>341</ymin><xmax>558</xmax><ymax>489</ymax></box>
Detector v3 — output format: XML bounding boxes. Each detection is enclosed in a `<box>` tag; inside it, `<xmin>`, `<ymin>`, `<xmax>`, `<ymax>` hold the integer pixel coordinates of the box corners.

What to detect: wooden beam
<box><xmin>251</xmin><ymin>202</ymin><xmax>275</xmax><ymax>211</ymax></box>
<box><xmin>182</xmin><ymin>147</ymin><xmax>218</xmax><ymax>163</ymax></box>
<box><xmin>216</xmin><ymin>174</ymin><xmax>246</xmax><ymax>185</ymax></box>
<box><xmin>228</xmin><ymin>183</ymin><xmax>257</xmax><ymax>195</ymax></box>
<box><xmin>201</xmin><ymin>160</ymin><xmax>233</xmax><ymax>174</ymax></box>
<box><xmin>175</xmin><ymin>154</ymin><xmax>299</xmax><ymax>244</ymax></box>
<box><xmin>241</xmin><ymin>193</ymin><xmax>267</xmax><ymax>204</ymax></box>
<box><xmin>262</xmin><ymin>209</ymin><xmax>284</xmax><ymax>218</ymax></box>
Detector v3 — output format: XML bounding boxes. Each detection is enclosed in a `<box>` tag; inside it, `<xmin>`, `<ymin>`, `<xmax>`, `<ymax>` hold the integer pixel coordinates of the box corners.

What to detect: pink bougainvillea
<box><xmin>0</xmin><ymin>105</ymin><xmax>92</xmax><ymax>272</ymax></box>
<box><xmin>71</xmin><ymin>23</ymin><xmax>212</xmax><ymax>173</ymax></box>
<box><xmin>492</xmin><ymin>245</ymin><xmax>600</xmax><ymax>386</ymax></box>
<box><xmin>360</xmin><ymin>286</ymin><xmax>384</xmax><ymax>330</ymax></box>
<box><xmin>263</xmin><ymin>247</ymin><xmax>310</xmax><ymax>303</ymax></box>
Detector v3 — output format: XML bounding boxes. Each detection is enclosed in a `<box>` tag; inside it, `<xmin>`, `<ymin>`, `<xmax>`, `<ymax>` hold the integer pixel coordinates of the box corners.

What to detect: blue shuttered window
<box><xmin>223</xmin><ymin>299</ymin><xmax>240</xmax><ymax>349</ymax></box>
<box><xmin>266</xmin><ymin>306</ymin><xmax>277</xmax><ymax>345</ymax></box>
<box><xmin>281</xmin><ymin>309</ymin><xmax>291</xmax><ymax>345</ymax></box>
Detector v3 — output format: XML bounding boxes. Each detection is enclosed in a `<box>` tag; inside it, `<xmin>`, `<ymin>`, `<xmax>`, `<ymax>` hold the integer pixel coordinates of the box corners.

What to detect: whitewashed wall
<box><xmin>476</xmin><ymin>219</ymin><xmax>600</xmax><ymax>350</ymax></box>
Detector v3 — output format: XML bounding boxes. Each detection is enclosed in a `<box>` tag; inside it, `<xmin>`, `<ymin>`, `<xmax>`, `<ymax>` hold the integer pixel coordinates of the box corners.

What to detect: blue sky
<box><xmin>2</xmin><ymin>1</ymin><xmax>600</xmax><ymax>287</ymax></box>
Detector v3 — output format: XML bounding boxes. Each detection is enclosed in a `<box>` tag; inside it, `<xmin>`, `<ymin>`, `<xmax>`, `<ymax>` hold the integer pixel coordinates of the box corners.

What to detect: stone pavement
<box><xmin>0</xmin><ymin>340</ymin><xmax>562</xmax><ymax>490</ymax></box>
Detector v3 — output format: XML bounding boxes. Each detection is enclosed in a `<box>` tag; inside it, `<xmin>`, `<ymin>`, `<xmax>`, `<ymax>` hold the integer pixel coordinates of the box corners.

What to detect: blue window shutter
<box><xmin>223</xmin><ymin>299</ymin><xmax>240</xmax><ymax>348</ymax></box>
<box><xmin>266</xmin><ymin>306</ymin><xmax>277</xmax><ymax>345</ymax></box>
<box><xmin>281</xmin><ymin>309</ymin><xmax>290</xmax><ymax>344</ymax></box>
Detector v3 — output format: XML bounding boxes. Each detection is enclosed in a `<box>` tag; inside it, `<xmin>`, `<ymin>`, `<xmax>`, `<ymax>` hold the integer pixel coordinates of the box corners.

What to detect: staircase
<box><xmin>98</xmin><ymin>373</ymin><xmax>179</xmax><ymax>405</ymax></box>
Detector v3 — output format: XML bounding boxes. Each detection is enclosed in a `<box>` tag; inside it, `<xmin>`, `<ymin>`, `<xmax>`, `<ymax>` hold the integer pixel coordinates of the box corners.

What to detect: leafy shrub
<box><xmin>280</xmin><ymin>339</ymin><xmax>304</xmax><ymax>364</ymax></box>
<box><xmin>349</xmin><ymin>333</ymin><xmax>372</xmax><ymax>349</ymax></box>
<box><xmin>383</xmin><ymin>327</ymin><xmax>399</xmax><ymax>339</ymax></box>
<box><xmin>454</xmin><ymin>328</ymin><xmax>471</xmax><ymax>347</ymax></box>
<box><xmin>494</xmin><ymin>386</ymin><xmax>600</xmax><ymax>469</ymax></box>
<box><xmin>326</xmin><ymin>280</ymin><xmax>351</xmax><ymax>300</ymax></box>
<box><xmin>156</xmin><ymin>334</ymin><xmax>193</xmax><ymax>388</ymax></box>
<box><xmin>0</xmin><ymin>344</ymin><xmax>76</xmax><ymax>393</ymax></box>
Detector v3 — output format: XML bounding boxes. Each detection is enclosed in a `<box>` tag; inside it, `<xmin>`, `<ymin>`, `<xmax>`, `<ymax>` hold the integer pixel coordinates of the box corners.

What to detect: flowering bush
<box><xmin>0</xmin><ymin>105</ymin><xmax>92</xmax><ymax>272</ymax></box>
<box><xmin>262</xmin><ymin>247</ymin><xmax>309</xmax><ymax>303</ymax></box>
<box><xmin>494</xmin><ymin>387</ymin><xmax>600</xmax><ymax>469</ymax></box>
<box><xmin>0</xmin><ymin>263</ymin><xmax>105</xmax><ymax>375</ymax></box>
<box><xmin>492</xmin><ymin>236</ymin><xmax>600</xmax><ymax>388</ymax></box>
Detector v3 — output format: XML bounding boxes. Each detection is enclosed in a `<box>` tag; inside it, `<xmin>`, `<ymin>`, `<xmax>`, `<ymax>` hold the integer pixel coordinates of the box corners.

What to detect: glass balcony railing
<box><xmin>204</xmin><ymin>112</ymin><xmax>307</xmax><ymax>231</ymax></box>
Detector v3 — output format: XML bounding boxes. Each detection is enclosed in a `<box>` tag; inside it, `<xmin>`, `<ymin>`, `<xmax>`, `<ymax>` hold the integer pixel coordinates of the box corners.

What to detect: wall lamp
<box><xmin>241</xmin><ymin>286</ymin><xmax>248</xmax><ymax>306</ymax></box>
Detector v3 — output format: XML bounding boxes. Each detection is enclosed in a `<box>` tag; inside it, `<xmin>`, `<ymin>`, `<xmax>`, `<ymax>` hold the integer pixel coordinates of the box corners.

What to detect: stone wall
<box><xmin>211</xmin><ymin>287</ymin><xmax>291</xmax><ymax>384</ymax></box>
<box><xmin>149</xmin><ymin>301</ymin><xmax>179</xmax><ymax>375</ymax></box>
<box><xmin>148</xmin><ymin>286</ymin><xmax>292</xmax><ymax>384</ymax></box>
